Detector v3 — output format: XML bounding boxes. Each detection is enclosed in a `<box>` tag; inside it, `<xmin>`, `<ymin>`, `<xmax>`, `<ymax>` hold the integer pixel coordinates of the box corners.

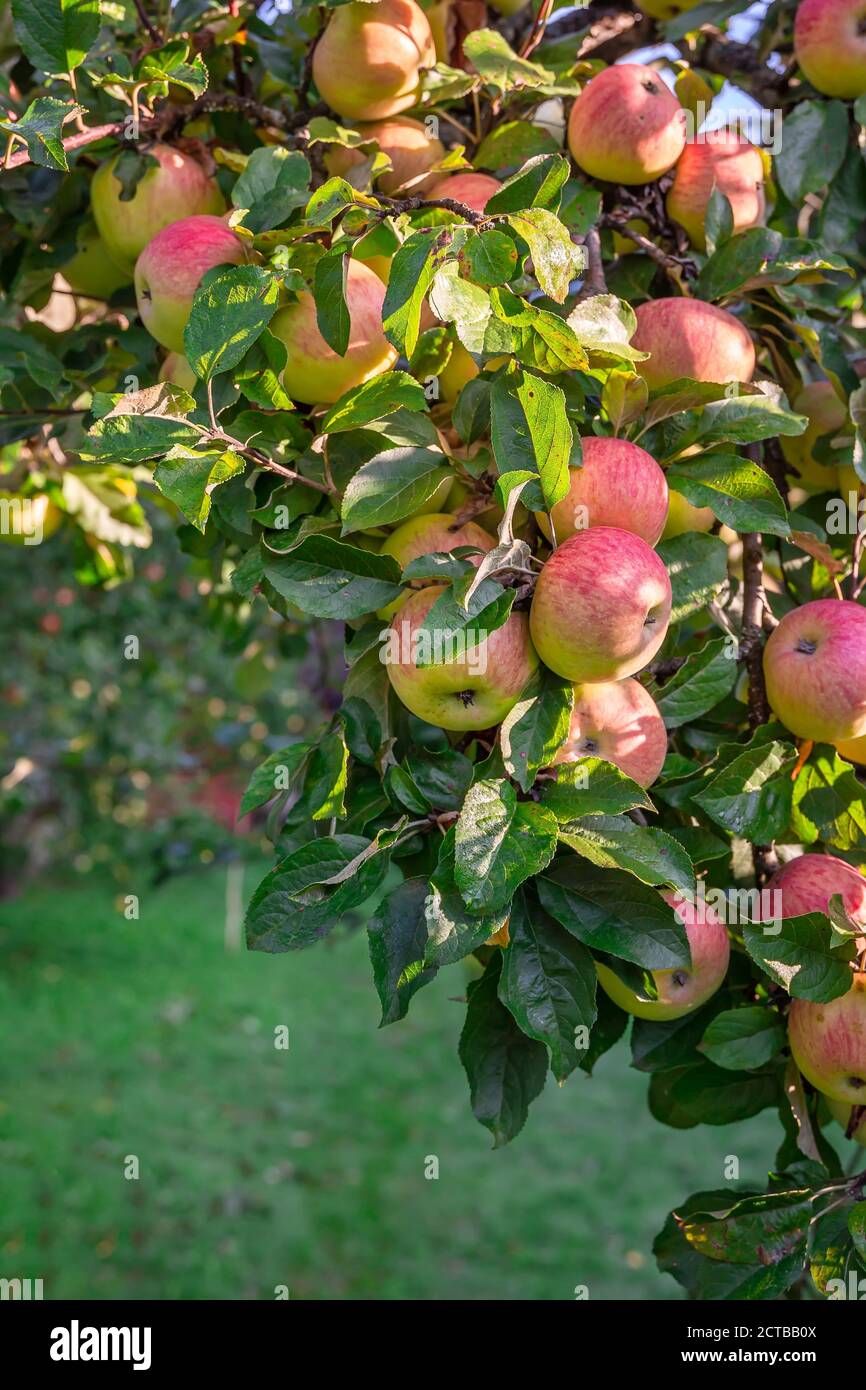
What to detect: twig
<box><xmin>519</xmin><ymin>0</ymin><xmax>555</xmax><ymax>59</ymax></box>
<box><xmin>601</xmin><ymin>212</ymin><xmax>697</xmax><ymax>283</ymax></box>
<box><xmin>573</xmin><ymin>227</ymin><xmax>607</xmax><ymax>301</ymax></box>
<box><xmin>374</xmin><ymin>193</ymin><xmax>489</xmax><ymax>228</ymax></box>
<box><xmin>131</xmin><ymin>0</ymin><xmax>161</xmax><ymax>43</ymax></box>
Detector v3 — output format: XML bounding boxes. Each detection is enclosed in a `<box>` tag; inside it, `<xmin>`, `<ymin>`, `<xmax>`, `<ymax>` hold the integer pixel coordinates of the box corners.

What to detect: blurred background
<box><xmin>0</xmin><ymin>517</ymin><xmax>784</xmax><ymax>1301</ymax></box>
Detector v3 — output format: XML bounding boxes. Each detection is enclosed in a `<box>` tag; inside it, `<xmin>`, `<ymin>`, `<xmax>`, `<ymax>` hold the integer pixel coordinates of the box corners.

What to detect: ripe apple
<box><xmin>312</xmin><ymin>0</ymin><xmax>436</xmax><ymax>122</ymax></box>
<box><xmin>134</xmin><ymin>215</ymin><xmax>246</xmax><ymax>352</ymax></box>
<box><xmin>534</xmin><ymin>436</ymin><xmax>669</xmax><ymax>548</ymax></box>
<box><xmin>780</xmin><ymin>380</ymin><xmax>848</xmax><ymax>494</ymax></box>
<box><xmin>384</xmin><ymin>584</ymin><xmax>538</xmax><ymax>730</ymax></box>
<box><xmin>427</xmin><ymin>171</ymin><xmax>502</xmax><ymax>214</ymax></box>
<box><xmin>794</xmin><ymin>0</ymin><xmax>866</xmax><ymax>100</ymax></box>
<box><xmin>0</xmin><ymin>490</ymin><xmax>62</xmax><ymax>545</ymax></box>
<box><xmin>159</xmin><ymin>352</ymin><xmax>198</xmax><ymax>391</ymax></box>
<box><xmin>377</xmin><ymin>511</ymin><xmax>495</xmax><ymax>617</ymax></box>
<box><xmin>269</xmin><ymin>258</ymin><xmax>398</xmax><ymax>405</ymax></box>
<box><xmin>567</xmin><ymin>64</ymin><xmax>686</xmax><ymax>185</ymax></box>
<box><xmin>595</xmin><ymin>891</ymin><xmax>729</xmax><ymax>1021</ymax></box>
<box><xmin>827</xmin><ymin>1096</ymin><xmax>866</xmax><ymax>1145</ymax></box>
<box><xmin>551</xmin><ymin>677</ymin><xmax>668</xmax><ymax>788</ymax></box>
<box><xmin>788</xmin><ymin>973</ymin><xmax>866</xmax><ymax>1105</ymax></box>
<box><xmin>633</xmin><ymin>297</ymin><xmax>756</xmax><ymax>390</ymax></box>
<box><xmin>324</xmin><ymin>116</ymin><xmax>446</xmax><ymax>194</ymax></box>
<box><xmin>529</xmin><ymin>526</ymin><xmax>672</xmax><ymax>683</ymax></box>
<box><xmin>763</xmin><ymin>599</ymin><xmax>866</xmax><ymax>743</ymax></box>
<box><xmin>62</xmin><ymin>222</ymin><xmax>131</xmax><ymax>298</ymax></box>
<box><xmin>836</xmin><ymin>734</ymin><xmax>866</xmax><ymax>764</ymax></box>
<box><xmin>91</xmin><ymin>143</ymin><xmax>224</xmax><ymax>274</ymax></box>
<box><xmin>764</xmin><ymin>853</ymin><xmax>866</xmax><ymax>926</ymax></box>
<box><xmin>662</xmin><ymin>487</ymin><xmax>715</xmax><ymax>539</ymax></box>
<box><xmin>667</xmin><ymin>130</ymin><xmax>766</xmax><ymax>252</ymax></box>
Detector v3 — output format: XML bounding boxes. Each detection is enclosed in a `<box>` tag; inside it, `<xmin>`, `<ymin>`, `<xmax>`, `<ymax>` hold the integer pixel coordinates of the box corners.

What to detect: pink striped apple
<box><xmin>134</xmin><ymin>216</ymin><xmax>245</xmax><ymax>352</ymax></box>
<box><xmin>763</xmin><ymin>599</ymin><xmax>866</xmax><ymax>744</ymax></box>
<box><xmin>91</xmin><ymin>143</ymin><xmax>224</xmax><ymax>274</ymax></box>
<box><xmin>567</xmin><ymin>64</ymin><xmax>686</xmax><ymax>185</ymax></box>
<box><xmin>794</xmin><ymin>0</ymin><xmax>866</xmax><ymax>100</ymax></box>
<box><xmin>788</xmin><ymin>973</ymin><xmax>866</xmax><ymax>1104</ymax></box>
<box><xmin>534</xmin><ymin>436</ymin><xmax>669</xmax><ymax>547</ymax></box>
<box><xmin>595</xmin><ymin>891</ymin><xmax>730</xmax><ymax>1020</ymax></box>
<box><xmin>667</xmin><ymin>129</ymin><xmax>766</xmax><ymax>252</ymax></box>
<box><xmin>551</xmin><ymin>677</ymin><xmax>668</xmax><ymax>788</ymax></box>
<box><xmin>632</xmin><ymin>297</ymin><xmax>756</xmax><ymax>390</ymax></box>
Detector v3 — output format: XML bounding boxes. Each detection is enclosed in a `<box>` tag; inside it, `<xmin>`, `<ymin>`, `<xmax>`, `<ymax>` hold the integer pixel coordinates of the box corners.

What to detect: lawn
<box><xmin>0</xmin><ymin>861</ymin><xmax>782</xmax><ymax>1301</ymax></box>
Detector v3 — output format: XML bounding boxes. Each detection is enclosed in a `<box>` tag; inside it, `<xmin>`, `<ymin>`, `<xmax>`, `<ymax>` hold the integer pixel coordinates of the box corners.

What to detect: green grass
<box><xmin>0</xmin><ymin>864</ymin><xmax>782</xmax><ymax>1301</ymax></box>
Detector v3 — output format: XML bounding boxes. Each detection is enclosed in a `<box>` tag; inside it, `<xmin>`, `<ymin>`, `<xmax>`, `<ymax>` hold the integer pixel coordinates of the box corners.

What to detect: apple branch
<box><xmin>374</xmin><ymin>193</ymin><xmax>489</xmax><ymax>227</ymax></box>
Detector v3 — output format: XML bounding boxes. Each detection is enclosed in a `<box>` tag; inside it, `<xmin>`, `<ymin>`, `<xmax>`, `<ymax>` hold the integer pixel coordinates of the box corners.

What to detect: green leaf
<box><xmin>405</xmin><ymin>749</ymin><xmax>473</xmax><ymax>811</ymax></box>
<box><xmin>693</xmin><ymin>739</ymin><xmax>797</xmax><ymax>842</ymax></box>
<box><xmin>232</xmin><ymin>146</ymin><xmax>310</xmax><ymax>233</ymax></box>
<box><xmin>184</xmin><ymin>265</ymin><xmax>281</xmax><ymax>381</ymax></box>
<box><xmin>413</xmin><ymin>579</ymin><xmax>515</xmax><ymax>669</ymax></box>
<box><xmin>425</xmin><ymin>828</ymin><xmax>509</xmax><ymax>966</ymax></box>
<box><xmin>566</xmin><ymin>294</ymin><xmax>648</xmax><ymax>363</ymax></box>
<box><xmin>558</xmin><ymin>816</ymin><xmax>696</xmax><ymax>897</ymax></box>
<box><xmin>314</xmin><ymin>248</ymin><xmax>350</xmax><ymax>355</ymax></box>
<box><xmin>485</xmin><ymin>153</ymin><xmax>571</xmax><ymax>214</ymax></box>
<box><xmin>321</xmin><ymin>372</ymin><xmax>427</xmax><ymax>433</ymax></box>
<box><xmin>12</xmin><ymin>0</ymin><xmax>100</xmax><ymax>74</ymax></box>
<box><xmin>498</xmin><ymin>890</ymin><xmax>597</xmax><ymax>1082</ymax></box>
<box><xmin>743</xmin><ymin>914</ymin><xmax>856</xmax><ymax>1003</ymax></box>
<box><xmin>383</xmin><ymin>227</ymin><xmax>463</xmax><ymax>357</ymax></box>
<box><xmin>239</xmin><ymin>743</ymin><xmax>311</xmax><ymax>817</ymax></box>
<box><xmin>500</xmin><ymin>667</ymin><xmax>573</xmax><ymax>793</ymax></box>
<box><xmin>505</xmin><ymin>207</ymin><xmax>584</xmax><ymax>303</ymax></box>
<box><xmin>692</xmin><ymin>394</ymin><xmax>808</xmax><ymax>447</ymax></box>
<box><xmin>153</xmin><ymin>447</ymin><xmax>246</xmax><ymax>532</ymax></box>
<box><xmin>367</xmin><ymin>878</ymin><xmax>437</xmax><ymax>1025</ymax></box>
<box><xmin>462</xmin><ymin>29</ymin><xmax>557</xmax><ymax>95</ymax></box>
<box><xmin>454</xmin><ymin>778</ymin><xmax>558</xmax><ymax>914</ymax></box>
<box><xmin>263</xmin><ymin>534</ymin><xmax>403</xmax><ymax>619</ymax></box>
<box><xmin>666</xmin><ymin>453</ymin><xmax>789</xmax><ymax>537</ymax></box>
<box><xmin>340</xmin><ymin>445</ymin><xmax>450</xmax><ymax>532</ymax></box>
<box><xmin>0</xmin><ymin>327</ymin><xmax>65</xmax><ymax>392</ymax></box>
<box><xmin>657</xmin><ymin>532</ymin><xmax>730</xmax><ymax>624</ymax></box>
<box><xmin>459</xmin><ymin>954</ymin><xmax>549</xmax><ymax>1147</ymax></box>
<box><xmin>134</xmin><ymin>40</ymin><xmax>209</xmax><ymax>99</ymax></box>
<box><xmin>490</xmin><ymin>371</ymin><xmax>571</xmax><ymax>509</ymax></box>
<box><xmin>850</xmin><ymin>1204</ymin><xmax>866</xmax><ymax>1264</ymax></box>
<box><xmin>791</xmin><ymin>746</ymin><xmax>866</xmax><ymax>852</ymax></box>
<box><xmin>245</xmin><ymin>836</ymin><xmax>391</xmax><ymax>951</ymax></box>
<box><xmin>460</xmin><ymin>228</ymin><xmax>520</xmax><ymax>289</ymax></box>
<box><xmin>306</xmin><ymin>729</ymin><xmax>349</xmax><ymax>820</ymax></box>
<box><xmin>655</xmin><ymin>638</ymin><xmax>738</xmax><ymax>729</ymax></box>
<box><xmin>540</xmin><ymin>758</ymin><xmax>655</xmax><ymax>821</ymax></box>
<box><xmin>475</xmin><ymin>120</ymin><xmax>558</xmax><ymax>172</ymax></box>
<box><xmin>699</xmin><ymin>1007</ymin><xmax>787</xmax><ymax>1071</ymax></box>
<box><xmin>489</xmin><ymin>286</ymin><xmax>588</xmax><ymax>372</ymax></box>
<box><xmin>0</xmin><ymin>96</ymin><xmax>79</xmax><ymax>171</ymax></box>
<box><xmin>653</xmin><ymin>1063</ymin><xmax>781</xmax><ymax>1129</ymax></box>
<box><xmin>775</xmin><ymin>100</ymin><xmax>849</xmax><ymax>205</ymax></box>
<box><xmin>537</xmin><ymin>861</ymin><xmax>690</xmax><ymax>970</ymax></box>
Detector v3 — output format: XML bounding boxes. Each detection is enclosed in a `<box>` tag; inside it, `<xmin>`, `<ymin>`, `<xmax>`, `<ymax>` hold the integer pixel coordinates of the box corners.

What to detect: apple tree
<box><xmin>3</xmin><ymin>0</ymin><xmax>866</xmax><ymax>1299</ymax></box>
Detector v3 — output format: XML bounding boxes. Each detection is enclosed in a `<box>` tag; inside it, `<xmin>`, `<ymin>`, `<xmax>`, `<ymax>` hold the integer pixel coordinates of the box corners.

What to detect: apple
<box><xmin>788</xmin><ymin>972</ymin><xmax>866</xmax><ymax>1104</ymax></box>
<box><xmin>836</xmin><ymin>734</ymin><xmax>866</xmax><ymax>764</ymax></box>
<box><xmin>567</xmin><ymin>64</ymin><xmax>686</xmax><ymax>185</ymax></box>
<box><xmin>62</xmin><ymin>222</ymin><xmax>131</xmax><ymax>298</ymax></box>
<box><xmin>0</xmin><ymin>490</ymin><xmax>62</xmax><ymax>545</ymax></box>
<box><xmin>763</xmin><ymin>599</ymin><xmax>866</xmax><ymax>743</ymax></box>
<box><xmin>667</xmin><ymin>130</ymin><xmax>766</xmax><ymax>252</ymax></box>
<box><xmin>384</xmin><ymin>584</ymin><xmax>538</xmax><ymax>730</ymax></box>
<box><xmin>91</xmin><ymin>143</ymin><xmax>224</xmax><ymax>274</ymax></box>
<box><xmin>312</xmin><ymin>0</ymin><xmax>436</xmax><ymax>122</ymax></box>
<box><xmin>794</xmin><ymin>0</ymin><xmax>866</xmax><ymax>101</ymax></box>
<box><xmin>134</xmin><ymin>215</ymin><xmax>246</xmax><ymax>352</ymax></box>
<box><xmin>426</xmin><ymin>171</ymin><xmax>502</xmax><ymax>214</ymax></box>
<box><xmin>781</xmin><ymin>380</ymin><xmax>848</xmax><ymax>494</ymax></box>
<box><xmin>269</xmin><ymin>258</ymin><xmax>398</xmax><ymax>405</ymax></box>
<box><xmin>636</xmin><ymin>0</ymin><xmax>699</xmax><ymax>16</ymax></box>
<box><xmin>595</xmin><ymin>891</ymin><xmax>729</xmax><ymax>1021</ymax></box>
<box><xmin>159</xmin><ymin>352</ymin><xmax>198</xmax><ymax>391</ymax></box>
<box><xmin>529</xmin><ymin>526</ymin><xmax>672</xmax><ymax>683</ymax></box>
<box><xmin>325</xmin><ymin>116</ymin><xmax>445</xmax><ymax>194</ymax></box>
<box><xmin>827</xmin><ymin>1096</ymin><xmax>866</xmax><ymax>1145</ymax></box>
<box><xmin>764</xmin><ymin>854</ymin><xmax>866</xmax><ymax>927</ymax></box>
<box><xmin>534</xmin><ymin>436</ymin><xmax>669</xmax><ymax>547</ymax></box>
<box><xmin>633</xmin><ymin>297</ymin><xmax>756</xmax><ymax>390</ymax></box>
<box><xmin>551</xmin><ymin>677</ymin><xmax>668</xmax><ymax>788</ymax></box>
<box><xmin>377</xmin><ymin>510</ymin><xmax>496</xmax><ymax>617</ymax></box>
<box><xmin>662</xmin><ymin>487</ymin><xmax>715</xmax><ymax>539</ymax></box>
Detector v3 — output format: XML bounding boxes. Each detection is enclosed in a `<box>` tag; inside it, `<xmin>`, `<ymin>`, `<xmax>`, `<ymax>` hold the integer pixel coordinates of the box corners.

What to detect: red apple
<box><xmin>788</xmin><ymin>973</ymin><xmax>866</xmax><ymax>1105</ymax></box>
<box><xmin>269</xmin><ymin>258</ymin><xmax>398</xmax><ymax>405</ymax></box>
<box><xmin>426</xmin><ymin>171</ymin><xmax>502</xmax><ymax>214</ymax></box>
<box><xmin>794</xmin><ymin>0</ymin><xmax>866</xmax><ymax>100</ymax></box>
<box><xmin>764</xmin><ymin>854</ymin><xmax>866</xmax><ymax>926</ymax></box>
<box><xmin>667</xmin><ymin>129</ymin><xmax>766</xmax><ymax>252</ymax></box>
<box><xmin>595</xmin><ymin>891</ymin><xmax>730</xmax><ymax>1020</ymax></box>
<box><xmin>529</xmin><ymin>526</ymin><xmax>672</xmax><ymax>683</ymax></box>
<box><xmin>551</xmin><ymin>677</ymin><xmax>668</xmax><ymax>788</ymax></box>
<box><xmin>324</xmin><ymin>116</ymin><xmax>446</xmax><ymax>194</ymax></box>
<box><xmin>632</xmin><ymin>297</ymin><xmax>756</xmax><ymax>390</ymax></box>
<box><xmin>134</xmin><ymin>215</ymin><xmax>245</xmax><ymax>352</ymax></box>
<box><xmin>91</xmin><ymin>143</ymin><xmax>224</xmax><ymax>274</ymax></box>
<box><xmin>378</xmin><ymin>511</ymin><xmax>496</xmax><ymax>617</ymax></box>
<box><xmin>567</xmin><ymin>64</ymin><xmax>686</xmax><ymax>185</ymax></box>
<box><xmin>312</xmin><ymin>0</ymin><xmax>436</xmax><ymax>122</ymax></box>
<box><xmin>763</xmin><ymin>599</ymin><xmax>866</xmax><ymax>744</ymax></box>
<box><xmin>384</xmin><ymin>584</ymin><xmax>538</xmax><ymax>730</ymax></box>
<box><xmin>534</xmin><ymin>436</ymin><xmax>669</xmax><ymax>547</ymax></box>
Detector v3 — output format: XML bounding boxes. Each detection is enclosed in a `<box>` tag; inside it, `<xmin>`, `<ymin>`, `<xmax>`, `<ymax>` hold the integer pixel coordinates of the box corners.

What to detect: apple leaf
<box><xmin>566</xmin><ymin>294</ymin><xmax>648</xmax><ymax>362</ymax></box>
<box><xmin>232</xmin><ymin>146</ymin><xmax>310</xmax><ymax>234</ymax></box>
<box><xmin>656</xmin><ymin>531</ymin><xmax>730</xmax><ymax>625</ymax></box>
<box><xmin>500</xmin><ymin>666</ymin><xmax>573</xmax><ymax>792</ymax></box>
<box><xmin>184</xmin><ymin>265</ymin><xmax>281</xmax><ymax>381</ymax></box>
<box><xmin>486</xmin><ymin>153</ymin><xmax>571</xmax><ymax>214</ymax></box>
<box><xmin>11</xmin><ymin>0</ymin><xmax>100</xmax><ymax>75</ymax></box>
<box><xmin>490</xmin><ymin>370</ymin><xmax>571</xmax><ymax>509</ymax></box>
<box><xmin>314</xmin><ymin>247</ymin><xmax>350</xmax><ymax>355</ymax></box>
<box><xmin>412</xmin><ymin>580</ymin><xmax>515</xmax><ymax>669</ymax></box>
<box><xmin>666</xmin><ymin>452</ymin><xmax>789</xmax><ymax>537</ymax></box>
<box><xmin>383</xmin><ymin>227</ymin><xmax>463</xmax><ymax>357</ymax></box>
<box><xmin>425</xmin><ymin>828</ymin><xmax>509</xmax><ymax>966</ymax></box>
<box><xmin>742</xmin><ymin>913</ymin><xmax>855</xmax><ymax>1002</ymax></box>
<box><xmin>505</xmin><ymin>207</ymin><xmax>584</xmax><ymax>303</ymax></box>
<box><xmin>558</xmin><ymin>815</ymin><xmax>696</xmax><ymax>897</ymax></box>
<box><xmin>849</xmin><ymin>1205</ymin><xmax>866</xmax><ymax>1264</ymax></box>
<box><xmin>263</xmin><ymin>534</ymin><xmax>403</xmax><ymax>619</ymax></box>
<box><xmin>654</xmin><ymin>637</ymin><xmax>738</xmax><ymax>728</ymax></box>
<box><xmin>790</xmin><ymin>746</ymin><xmax>866</xmax><ymax>852</ymax></box>
<box><xmin>497</xmin><ymin>888</ymin><xmax>597</xmax><ymax>1082</ymax></box>
<box><xmin>537</xmin><ymin>860</ymin><xmax>690</xmax><ymax>971</ymax></box>
<box><xmin>775</xmin><ymin>100</ymin><xmax>850</xmax><ymax>206</ymax></box>
<box><xmin>245</xmin><ymin>835</ymin><xmax>392</xmax><ymax>952</ymax></box>
<box><xmin>699</xmin><ymin>1007</ymin><xmax>787</xmax><ymax>1072</ymax></box>
<box><xmin>239</xmin><ymin>743</ymin><xmax>312</xmax><ymax>818</ymax></box>
<box><xmin>0</xmin><ymin>96</ymin><xmax>81</xmax><ymax>171</ymax></box>
<box><xmin>459</xmin><ymin>228</ymin><xmax>519</xmax><ymax>289</ymax></box>
<box><xmin>540</xmin><ymin>758</ymin><xmax>655</xmax><ymax>821</ymax></box>
<box><xmin>459</xmin><ymin>953</ymin><xmax>549</xmax><ymax>1147</ymax></box>
<box><xmin>153</xmin><ymin>447</ymin><xmax>246</xmax><ymax>532</ymax></box>
<box><xmin>340</xmin><ymin>446</ymin><xmax>450</xmax><ymax>533</ymax></box>
<box><xmin>692</xmin><ymin>739</ymin><xmax>797</xmax><ymax>843</ymax></box>
<box><xmin>454</xmin><ymin>777</ymin><xmax>558</xmax><ymax>913</ymax></box>
<box><xmin>367</xmin><ymin>878</ymin><xmax>438</xmax><ymax>1026</ymax></box>
<box><xmin>690</xmin><ymin>395</ymin><xmax>808</xmax><ymax>447</ymax></box>
<box><xmin>321</xmin><ymin>372</ymin><xmax>427</xmax><ymax>434</ymax></box>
